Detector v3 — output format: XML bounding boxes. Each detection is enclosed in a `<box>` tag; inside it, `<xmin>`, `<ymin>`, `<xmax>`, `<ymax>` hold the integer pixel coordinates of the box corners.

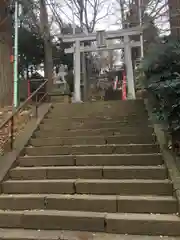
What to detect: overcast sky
<box><xmin>49</xmin><ymin>0</ymin><xmax>121</xmax><ymax>32</ymax></box>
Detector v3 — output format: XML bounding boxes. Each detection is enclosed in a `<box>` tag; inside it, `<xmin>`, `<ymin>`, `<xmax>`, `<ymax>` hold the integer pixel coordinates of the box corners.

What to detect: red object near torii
<box><xmin>122</xmin><ymin>70</ymin><xmax>127</xmax><ymax>100</ymax></box>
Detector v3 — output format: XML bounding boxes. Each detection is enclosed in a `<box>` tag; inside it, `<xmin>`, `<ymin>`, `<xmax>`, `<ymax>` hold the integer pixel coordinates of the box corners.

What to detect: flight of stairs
<box><xmin>0</xmin><ymin>100</ymin><xmax>180</xmax><ymax>238</ymax></box>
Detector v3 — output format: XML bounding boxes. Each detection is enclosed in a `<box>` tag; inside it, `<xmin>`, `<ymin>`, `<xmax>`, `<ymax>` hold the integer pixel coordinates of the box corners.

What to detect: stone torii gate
<box><xmin>59</xmin><ymin>26</ymin><xmax>143</xmax><ymax>102</ymax></box>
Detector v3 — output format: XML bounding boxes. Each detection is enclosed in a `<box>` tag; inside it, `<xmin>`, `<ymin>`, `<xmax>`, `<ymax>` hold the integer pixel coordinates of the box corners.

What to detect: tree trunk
<box><xmin>40</xmin><ymin>0</ymin><xmax>53</xmax><ymax>93</ymax></box>
<box><xmin>0</xmin><ymin>0</ymin><xmax>13</xmax><ymax>107</ymax></box>
<box><xmin>168</xmin><ymin>0</ymin><xmax>180</xmax><ymax>39</ymax></box>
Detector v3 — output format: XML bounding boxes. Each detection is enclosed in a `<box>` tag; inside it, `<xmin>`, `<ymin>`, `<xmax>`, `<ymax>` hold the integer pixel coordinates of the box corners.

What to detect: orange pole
<box><xmin>122</xmin><ymin>70</ymin><xmax>127</xmax><ymax>100</ymax></box>
<box><xmin>28</xmin><ymin>80</ymin><xmax>31</xmax><ymax>98</ymax></box>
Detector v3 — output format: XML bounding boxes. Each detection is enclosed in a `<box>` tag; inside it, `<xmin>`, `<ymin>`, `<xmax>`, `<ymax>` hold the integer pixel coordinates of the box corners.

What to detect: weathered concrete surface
<box><xmin>0</xmin><ymin>100</ymin><xmax>179</xmax><ymax>237</ymax></box>
<box><xmin>9</xmin><ymin>165</ymin><xmax>167</xmax><ymax>180</ymax></box>
<box><xmin>30</xmin><ymin>134</ymin><xmax>156</xmax><ymax>146</ymax></box>
<box><xmin>25</xmin><ymin>144</ymin><xmax>160</xmax><ymax>156</ymax></box>
<box><xmin>18</xmin><ymin>154</ymin><xmax>163</xmax><ymax>167</ymax></box>
<box><xmin>0</xmin><ymin>194</ymin><xmax>177</xmax><ymax>213</ymax></box>
<box><xmin>0</xmin><ymin>229</ymin><xmax>179</xmax><ymax>240</ymax></box>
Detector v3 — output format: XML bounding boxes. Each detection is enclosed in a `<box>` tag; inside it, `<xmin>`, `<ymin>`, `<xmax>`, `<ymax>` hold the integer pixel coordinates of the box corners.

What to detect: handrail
<box><xmin>0</xmin><ymin>79</ymin><xmax>48</xmax><ymax>130</ymax></box>
<box><xmin>0</xmin><ymin>79</ymin><xmax>48</xmax><ymax>153</ymax></box>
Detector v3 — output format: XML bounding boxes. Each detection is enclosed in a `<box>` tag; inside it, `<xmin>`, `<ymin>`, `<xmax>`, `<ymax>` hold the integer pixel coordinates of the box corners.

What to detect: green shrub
<box><xmin>138</xmin><ymin>37</ymin><xmax>180</xmax><ymax>147</ymax></box>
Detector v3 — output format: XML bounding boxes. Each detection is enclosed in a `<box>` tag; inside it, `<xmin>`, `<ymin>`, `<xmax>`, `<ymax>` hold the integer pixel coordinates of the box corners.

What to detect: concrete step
<box><xmin>35</xmin><ymin>128</ymin><xmax>154</xmax><ymax>137</ymax></box>
<box><xmin>49</xmin><ymin>100</ymin><xmax>147</xmax><ymax>115</ymax></box>
<box><xmin>35</xmin><ymin>127</ymin><xmax>154</xmax><ymax>137</ymax></box>
<box><xmin>47</xmin><ymin>113</ymin><xmax>149</xmax><ymax>120</ymax></box>
<box><xmin>0</xmin><ymin>210</ymin><xmax>179</xmax><ymax>235</ymax></box>
<box><xmin>40</xmin><ymin>121</ymin><xmax>152</xmax><ymax>130</ymax></box>
<box><xmin>18</xmin><ymin>154</ymin><xmax>163</xmax><ymax>167</ymax></box>
<box><xmin>2</xmin><ymin>180</ymin><xmax>75</xmax><ymax>194</ymax></box>
<box><xmin>45</xmin><ymin>115</ymin><xmax>149</xmax><ymax>122</ymax></box>
<box><xmin>42</xmin><ymin>116</ymin><xmax>149</xmax><ymax>126</ymax></box>
<box><xmin>9</xmin><ymin>166</ymin><xmax>167</xmax><ymax>180</ymax></box>
<box><xmin>48</xmin><ymin>111</ymin><xmax>149</xmax><ymax>119</ymax></box>
<box><xmin>2</xmin><ymin>179</ymin><xmax>172</xmax><ymax>195</ymax></box>
<box><xmin>49</xmin><ymin>104</ymin><xmax>147</xmax><ymax>113</ymax></box>
<box><xmin>49</xmin><ymin>106</ymin><xmax>148</xmax><ymax>116</ymax></box>
<box><xmin>25</xmin><ymin>144</ymin><xmax>160</xmax><ymax>156</ymax></box>
<box><xmin>39</xmin><ymin>124</ymin><xmax>153</xmax><ymax>133</ymax></box>
<box><xmin>0</xmin><ymin>229</ymin><xmax>179</xmax><ymax>240</ymax></box>
<box><xmin>39</xmin><ymin>123</ymin><xmax>152</xmax><ymax>132</ymax></box>
<box><xmin>30</xmin><ymin>135</ymin><xmax>156</xmax><ymax>146</ymax></box>
<box><xmin>74</xmin><ymin>179</ymin><xmax>172</xmax><ymax>195</ymax></box>
<box><xmin>51</xmin><ymin>100</ymin><xmax>145</xmax><ymax>108</ymax></box>
<box><xmin>105</xmin><ymin>212</ymin><xmax>180</xmax><ymax>235</ymax></box>
<box><xmin>42</xmin><ymin>118</ymin><xmax>151</xmax><ymax>126</ymax></box>
<box><xmin>0</xmin><ymin>194</ymin><xmax>177</xmax><ymax>214</ymax></box>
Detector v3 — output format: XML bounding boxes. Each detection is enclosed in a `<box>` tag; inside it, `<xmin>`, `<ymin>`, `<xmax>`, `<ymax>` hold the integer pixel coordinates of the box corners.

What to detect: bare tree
<box><xmin>114</xmin><ymin>0</ymin><xmax>169</xmax><ymax>30</ymax></box>
<box><xmin>48</xmin><ymin>0</ymin><xmax>113</xmax><ymax>101</ymax></box>
<box><xmin>114</xmin><ymin>0</ymin><xmax>180</xmax><ymax>37</ymax></box>
<box><xmin>53</xmin><ymin>0</ymin><xmax>113</xmax><ymax>33</ymax></box>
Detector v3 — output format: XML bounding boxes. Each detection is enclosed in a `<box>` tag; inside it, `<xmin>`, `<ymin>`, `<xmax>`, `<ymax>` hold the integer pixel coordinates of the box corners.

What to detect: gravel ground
<box><xmin>0</xmin><ymin>106</ymin><xmax>34</xmax><ymax>155</ymax></box>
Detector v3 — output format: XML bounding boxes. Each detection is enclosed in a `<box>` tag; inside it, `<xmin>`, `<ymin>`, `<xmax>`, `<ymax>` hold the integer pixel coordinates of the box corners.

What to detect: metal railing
<box><xmin>0</xmin><ymin>79</ymin><xmax>48</xmax><ymax>154</ymax></box>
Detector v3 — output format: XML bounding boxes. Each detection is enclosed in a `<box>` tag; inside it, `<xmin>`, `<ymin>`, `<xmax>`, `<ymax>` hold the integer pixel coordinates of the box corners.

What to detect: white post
<box><xmin>71</xmin><ymin>0</ymin><xmax>77</xmax><ymax>101</ymax></box>
<box><xmin>74</xmin><ymin>40</ymin><xmax>81</xmax><ymax>102</ymax></box>
<box><xmin>73</xmin><ymin>49</ymin><xmax>76</xmax><ymax>101</ymax></box>
<box><xmin>13</xmin><ymin>0</ymin><xmax>19</xmax><ymax>108</ymax></box>
<box><xmin>138</xmin><ymin>0</ymin><xmax>144</xmax><ymax>58</ymax></box>
<box><xmin>124</xmin><ymin>35</ymin><xmax>136</xmax><ymax>99</ymax></box>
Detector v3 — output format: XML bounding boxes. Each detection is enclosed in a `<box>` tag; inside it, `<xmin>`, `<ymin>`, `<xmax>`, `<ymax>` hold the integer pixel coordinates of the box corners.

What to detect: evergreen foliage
<box><xmin>18</xmin><ymin>25</ymin><xmax>74</xmax><ymax>75</ymax></box>
<box><xmin>19</xmin><ymin>26</ymin><xmax>44</xmax><ymax>71</ymax></box>
<box><xmin>138</xmin><ymin>37</ymin><xmax>180</xmax><ymax>139</ymax></box>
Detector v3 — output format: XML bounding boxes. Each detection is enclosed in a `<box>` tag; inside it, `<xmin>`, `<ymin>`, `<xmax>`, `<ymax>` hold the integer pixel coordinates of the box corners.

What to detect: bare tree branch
<box><xmin>115</xmin><ymin>0</ymin><xmax>169</xmax><ymax>27</ymax></box>
<box><xmin>61</xmin><ymin>0</ymin><xmax>113</xmax><ymax>33</ymax></box>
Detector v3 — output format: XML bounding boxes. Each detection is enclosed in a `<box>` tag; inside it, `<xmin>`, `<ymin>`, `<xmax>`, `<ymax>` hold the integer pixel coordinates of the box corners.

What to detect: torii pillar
<box><xmin>124</xmin><ymin>35</ymin><xmax>136</xmax><ymax>99</ymax></box>
<box><xmin>74</xmin><ymin>40</ymin><xmax>81</xmax><ymax>102</ymax></box>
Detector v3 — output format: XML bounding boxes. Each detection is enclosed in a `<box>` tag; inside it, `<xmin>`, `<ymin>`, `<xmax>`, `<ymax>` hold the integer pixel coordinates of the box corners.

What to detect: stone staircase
<box><xmin>0</xmin><ymin>100</ymin><xmax>180</xmax><ymax>238</ymax></box>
